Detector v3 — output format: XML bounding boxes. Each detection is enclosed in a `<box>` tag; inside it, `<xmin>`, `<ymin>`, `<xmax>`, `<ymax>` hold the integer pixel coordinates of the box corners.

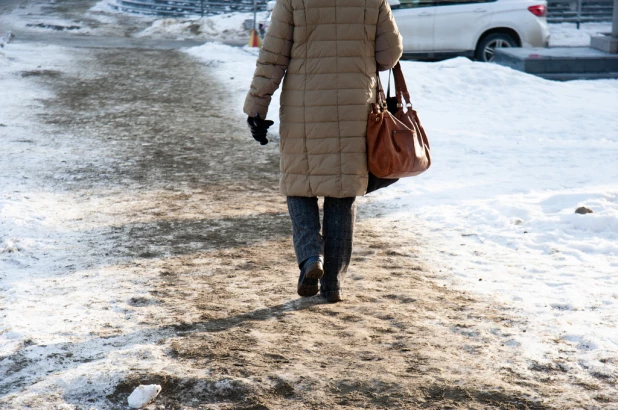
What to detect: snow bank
<box><xmin>90</xmin><ymin>0</ymin><xmax>122</xmax><ymax>13</ymax></box>
<box><xmin>374</xmin><ymin>57</ymin><xmax>618</xmax><ymax>370</ymax></box>
<box><xmin>136</xmin><ymin>12</ymin><xmax>267</xmax><ymax>41</ymax></box>
<box><xmin>0</xmin><ymin>2</ymin><xmax>99</xmax><ymax>36</ymax></box>
<box><xmin>550</xmin><ymin>22</ymin><xmax>612</xmax><ymax>47</ymax></box>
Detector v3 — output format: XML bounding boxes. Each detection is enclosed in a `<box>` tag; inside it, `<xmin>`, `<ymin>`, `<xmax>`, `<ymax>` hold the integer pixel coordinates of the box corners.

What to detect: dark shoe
<box><xmin>320</xmin><ymin>289</ymin><xmax>343</xmax><ymax>303</ymax></box>
<box><xmin>297</xmin><ymin>256</ymin><xmax>324</xmax><ymax>297</ymax></box>
<box><xmin>320</xmin><ymin>276</ymin><xmax>343</xmax><ymax>303</ymax></box>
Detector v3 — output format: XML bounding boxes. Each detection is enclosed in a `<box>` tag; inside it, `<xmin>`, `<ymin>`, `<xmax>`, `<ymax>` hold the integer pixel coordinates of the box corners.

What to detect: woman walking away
<box><xmin>244</xmin><ymin>0</ymin><xmax>403</xmax><ymax>302</ymax></box>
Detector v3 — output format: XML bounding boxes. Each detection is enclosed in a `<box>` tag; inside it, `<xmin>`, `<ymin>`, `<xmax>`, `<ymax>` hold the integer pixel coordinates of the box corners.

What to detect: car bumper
<box><xmin>521</xmin><ymin>18</ymin><xmax>550</xmax><ymax>48</ymax></box>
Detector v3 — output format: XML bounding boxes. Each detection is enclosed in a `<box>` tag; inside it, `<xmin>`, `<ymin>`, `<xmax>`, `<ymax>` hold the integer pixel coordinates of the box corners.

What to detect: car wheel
<box><xmin>475</xmin><ymin>33</ymin><xmax>517</xmax><ymax>63</ymax></box>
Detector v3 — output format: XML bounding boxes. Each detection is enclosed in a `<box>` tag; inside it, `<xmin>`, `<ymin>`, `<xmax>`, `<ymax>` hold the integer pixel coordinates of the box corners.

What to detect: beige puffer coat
<box><xmin>244</xmin><ymin>0</ymin><xmax>403</xmax><ymax>198</ymax></box>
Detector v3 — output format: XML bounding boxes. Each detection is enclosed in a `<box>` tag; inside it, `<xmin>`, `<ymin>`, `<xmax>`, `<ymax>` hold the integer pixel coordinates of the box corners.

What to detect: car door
<box><xmin>432</xmin><ymin>0</ymin><xmax>495</xmax><ymax>52</ymax></box>
<box><xmin>392</xmin><ymin>0</ymin><xmax>436</xmax><ymax>53</ymax></box>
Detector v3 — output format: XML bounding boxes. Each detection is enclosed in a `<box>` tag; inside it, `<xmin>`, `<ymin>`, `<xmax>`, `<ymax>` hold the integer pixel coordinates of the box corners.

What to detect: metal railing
<box><xmin>110</xmin><ymin>0</ymin><xmax>613</xmax><ymax>24</ymax></box>
<box><xmin>547</xmin><ymin>0</ymin><xmax>614</xmax><ymax>25</ymax></box>
<box><xmin>110</xmin><ymin>0</ymin><xmax>268</xmax><ymax>17</ymax></box>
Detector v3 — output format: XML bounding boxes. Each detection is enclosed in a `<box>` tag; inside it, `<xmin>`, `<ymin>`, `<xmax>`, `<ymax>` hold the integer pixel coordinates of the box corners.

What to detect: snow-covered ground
<box><xmin>0</xmin><ymin>40</ymin><xmax>221</xmax><ymax>408</ymax></box>
<box><xmin>550</xmin><ymin>22</ymin><xmax>612</xmax><ymax>47</ymax></box>
<box><xmin>0</xmin><ymin>42</ymin><xmax>123</xmax><ymax>404</ymax></box>
<box><xmin>186</xmin><ymin>40</ymin><xmax>618</xmax><ymax>381</ymax></box>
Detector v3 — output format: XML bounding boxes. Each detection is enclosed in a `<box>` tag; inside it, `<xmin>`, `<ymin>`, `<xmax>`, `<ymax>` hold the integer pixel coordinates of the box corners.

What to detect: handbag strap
<box><xmin>386</xmin><ymin>69</ymin><xmax>392</xmax><ymax>99</ymax></box>
<box><xmin>392</xmin><ymin>62</ymin><xmax>412</xmax><ymax>107</ymax></box>
<box><xmin>375</xmin><ymin>71</ymin><xmax>387</xmax><ymax>108</ymax></box>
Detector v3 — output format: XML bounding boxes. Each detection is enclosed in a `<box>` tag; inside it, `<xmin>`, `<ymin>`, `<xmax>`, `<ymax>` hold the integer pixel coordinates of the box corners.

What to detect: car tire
<box><xmin>475</xmin><ymin>33</ymin><xmax>517</xmax><ymax>63</ymax></box>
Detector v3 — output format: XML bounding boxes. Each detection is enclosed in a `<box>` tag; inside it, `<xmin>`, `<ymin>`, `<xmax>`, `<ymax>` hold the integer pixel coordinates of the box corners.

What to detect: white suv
<box><xmin>393</xmin><ymin>0</ymin><xmax>550</xmax><ymax>62</ymax></box>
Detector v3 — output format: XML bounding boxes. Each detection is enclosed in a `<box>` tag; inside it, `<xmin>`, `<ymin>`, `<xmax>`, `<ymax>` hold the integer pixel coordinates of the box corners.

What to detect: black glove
<box><xmin>247</xmin><ymin>114</ymin><xmax>274</xmax><ymax>145</ymax></box>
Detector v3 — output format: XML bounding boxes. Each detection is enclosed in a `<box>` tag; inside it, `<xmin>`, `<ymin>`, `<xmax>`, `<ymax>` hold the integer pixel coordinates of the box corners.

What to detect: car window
<box><xmin>398</xmin><ymin>0</ymin><xmax>435</xmax><ymax>8</ymax></box>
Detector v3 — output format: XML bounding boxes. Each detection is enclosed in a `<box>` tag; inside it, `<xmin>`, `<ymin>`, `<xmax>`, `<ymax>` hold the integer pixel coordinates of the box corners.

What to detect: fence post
<box><xmin>613</xmin><ymin>0</ymin><xmax>618</xmax><ymax>38</ymax></box>
<box><xmin>576</xmin><ymin>0</ymin><xmax>582</xmax><ymax>28</ymax></box>
<box><xmin>200</xmin><ymin>0</ymin><xmax>205</xmax><ymax>17</ymax></box>
<box><xmin>253</xmin><ymin>0</ymin><xmax>257</xmax><ymax>30</ymax></box>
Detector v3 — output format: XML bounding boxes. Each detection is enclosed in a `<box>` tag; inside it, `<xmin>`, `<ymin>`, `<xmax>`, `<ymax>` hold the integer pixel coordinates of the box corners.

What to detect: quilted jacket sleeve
<box><xmin>243</xmin><ymin>0</ymin><xmax>294</xmax><ymax>118</ymax></box>
<box><xmin>375</xmin><ymin>0</ymin><xmax>403</xmax><ymax>71</ymax></box>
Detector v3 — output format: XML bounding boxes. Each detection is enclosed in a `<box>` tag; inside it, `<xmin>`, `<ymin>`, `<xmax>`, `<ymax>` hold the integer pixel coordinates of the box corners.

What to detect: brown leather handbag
<box><xmin>367</xmin><ymin>62</ymin><xmax>431</xmax><ymax>179</ymax></box>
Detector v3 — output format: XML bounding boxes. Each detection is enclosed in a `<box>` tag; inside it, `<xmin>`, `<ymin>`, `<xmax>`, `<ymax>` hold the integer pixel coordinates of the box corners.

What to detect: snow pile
<box><xmin>374</xmin><ymin>57</ymin><xmax>618</xmax><ymax>371</ymax></box>
<box><xmin>21</xmin><ymin>21</ymin><xmax>96</xmax><ymax>35</ymax></box>
<box><xmin>185</xmin><ymin>42</ymin><xmax>618</xmax><ymax>377</ymax></box>
<box><xmin>0</xmin><ymin>1</ymin><xmax>97</xmax><ymax>35</ymax></box>
<box><xmin>137</xmin><ymin>12</ymin><xmax>266</xmax><ymax>41</ymax></box>
<box><xmin>90</xmin><ymin>0</ymin><xmax>121</xmax><ymax>13</ymax></box>
<box><xmin>549</xmin><ymin>22</ymin><xmax>612</xmax><ymax>47</ymax></box>
<box><xmin>0</xmin><ymin>31</ymin><xmax>15</xmax><ymax>48</ymax></box>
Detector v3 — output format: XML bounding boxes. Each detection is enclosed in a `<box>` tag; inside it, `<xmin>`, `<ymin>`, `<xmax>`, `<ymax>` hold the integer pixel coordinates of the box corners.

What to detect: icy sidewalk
<box><xmin>187</xmin><ymin>42</ymin><xmax>618</xmax><ymax>404</ymax></box>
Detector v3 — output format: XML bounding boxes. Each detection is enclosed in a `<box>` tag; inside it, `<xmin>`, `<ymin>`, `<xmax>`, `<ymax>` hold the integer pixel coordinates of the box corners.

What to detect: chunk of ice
<box><xmin>127</xmin><ymin>384</ymin><xmax>161</xmax><ymax>408</ymax></box>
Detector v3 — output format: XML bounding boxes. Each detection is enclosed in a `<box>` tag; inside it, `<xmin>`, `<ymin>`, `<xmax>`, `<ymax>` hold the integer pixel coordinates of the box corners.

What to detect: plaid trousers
<box><xmin>286</xmin><ymin>196</ymin><xmax>356</xmax><ymax>292</ymax></box>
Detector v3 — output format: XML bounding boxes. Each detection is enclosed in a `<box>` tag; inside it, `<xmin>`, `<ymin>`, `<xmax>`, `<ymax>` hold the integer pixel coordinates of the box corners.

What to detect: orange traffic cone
<box><xmin>248</xmin><ymin>29</ymin><xmax>262</xmax><ymax>48</ymax></box>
